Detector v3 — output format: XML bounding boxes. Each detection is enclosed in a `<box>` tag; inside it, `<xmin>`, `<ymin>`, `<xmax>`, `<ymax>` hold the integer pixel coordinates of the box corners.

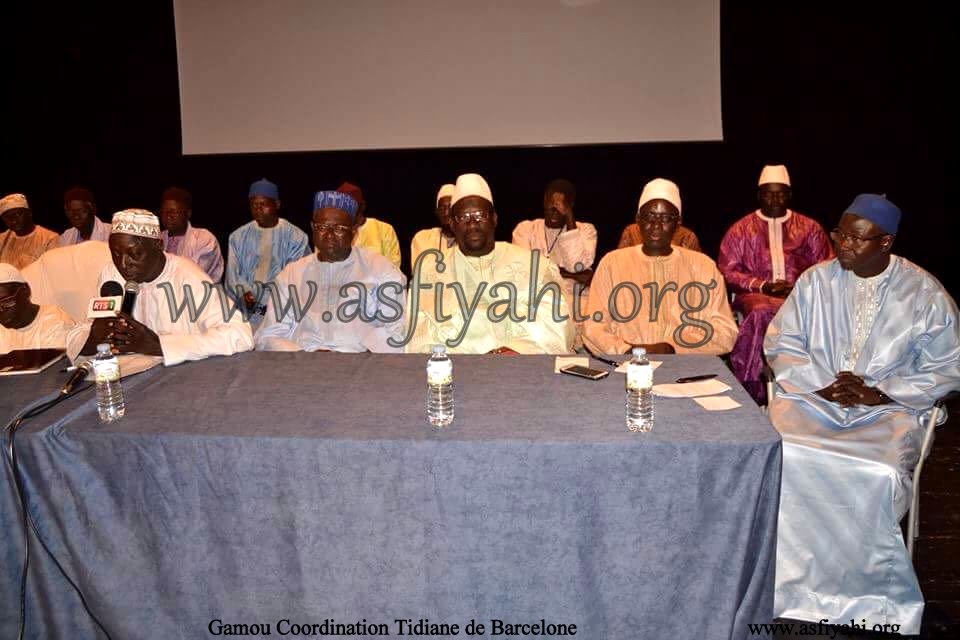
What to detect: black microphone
<box><xmin>59</xmin><ymin>361</ymin><xmax>94</xmax><ymax>396</ymax></box>
<box><xmin>100</xmin><ymin>280</ymin><xmax>123</xmax><ymax>297</ymax></box>
<box><xmin>121</xmin><ymin>281</ymin><xmax>140</xmax><ymax>315</ymax></box>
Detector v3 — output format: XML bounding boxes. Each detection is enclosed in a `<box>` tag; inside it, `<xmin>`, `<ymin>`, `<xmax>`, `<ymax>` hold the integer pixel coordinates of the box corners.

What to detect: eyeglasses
<box><xmin>831</xmin><ymin>228</ymin><xmax>887</xmax><ymax>244</ymax></box>
<box><xmin>638</xmin><ymin>212</ymin><xmax>679</xmax><ymax>225</ymax></box>
<box><xmin>0</xmin><ymin>285</ymin><xmax>24</xmax><ymax>310</ymax></box>
<box><xmin>452</xmin><ymin>210</ymin><xmax>492</xmax><ymax>224</ymax></box>
<box><xmin>311</xmin><ymin>222</ymin><xmax>353</xmax><ymax>236</ymax></box>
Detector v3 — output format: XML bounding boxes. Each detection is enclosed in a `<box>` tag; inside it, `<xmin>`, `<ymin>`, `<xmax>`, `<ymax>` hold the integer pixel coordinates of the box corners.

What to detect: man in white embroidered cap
<box><xmin>764</xmin><ymin>194</ymin><xmax>960</xmax><ymax>634</ymax></box>
<box><xmin>404</xmin><ymin>173</ymin><xmax>574</xmax><ymax>354</ymax></box>
<box><xmin>66</xmin><ymin>209</ymin><xmax>253</xmax><ymax>366</ymax></box>
<box><xmin>583</xmin><ymin>178</ymin><xmax>737</xmax><ymax>355</ymax></box>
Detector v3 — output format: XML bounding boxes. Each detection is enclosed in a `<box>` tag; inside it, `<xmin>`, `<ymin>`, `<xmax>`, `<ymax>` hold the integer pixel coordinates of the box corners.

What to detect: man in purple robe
<box><xmin>718</xmin><ymin>165</ymin><xmax>833</xmax><ymax>402</ymax></box>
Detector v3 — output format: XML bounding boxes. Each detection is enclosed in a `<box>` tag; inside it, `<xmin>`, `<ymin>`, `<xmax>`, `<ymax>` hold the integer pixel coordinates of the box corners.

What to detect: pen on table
<box><xmin>591</xmin><ymin>355</ymin><xmax>622</xmax><ymax>368</ymax></box>
<box><xmin>60</xmin><ymin>366</ymin><xmax>79</xmax><ymax>372</ymax></box>
<box><xmin>675</xmin><ymin>373</ymin><xmax>718</xmax><ymax>384</ymax></box>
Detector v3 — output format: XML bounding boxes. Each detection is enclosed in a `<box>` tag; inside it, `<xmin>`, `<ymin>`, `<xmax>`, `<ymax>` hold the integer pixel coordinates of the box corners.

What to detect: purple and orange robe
<box><xmin>718</xmin><ymin>210</ymin><xmax>833</xmax><ymax>402</ymax></box>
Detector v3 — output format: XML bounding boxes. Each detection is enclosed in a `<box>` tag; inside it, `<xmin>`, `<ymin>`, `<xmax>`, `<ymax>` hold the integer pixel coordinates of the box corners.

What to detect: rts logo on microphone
<box><xmin>87</xmin><ymin>296</ymin><xmax>123</xmax><ymax>319</ymax></box>
<box><xmin>92</xmin><ymin>300</ymin><xmax>117</xmax><ymax>312</ymax></box>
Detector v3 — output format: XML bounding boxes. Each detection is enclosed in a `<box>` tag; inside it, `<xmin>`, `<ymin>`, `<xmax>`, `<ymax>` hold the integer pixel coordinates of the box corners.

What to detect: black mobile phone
<box><xmin>560</xmin><ymin>364</ymin><xmax>610</xmax><ymax>380</ymax></box>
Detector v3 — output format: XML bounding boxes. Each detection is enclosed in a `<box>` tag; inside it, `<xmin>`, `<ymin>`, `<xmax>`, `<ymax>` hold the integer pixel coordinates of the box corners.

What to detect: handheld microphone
<box><xmin>100</xmin><ymin>281</ymin><xmax>123</xmax><ymax>297</ymax></box>
<box><xmin>121</xmin><ymin>281</ymin><xmax>140</xmax><ymax>315</ymax></box>
<box><xmin>87</xmin><ymin>281</ymin><xmax>124</xmax><ymax>319</ymax></box>
<box><xmin>59</xmin><ymin>360</ymin><xmax>94</xmax><ymax>396</ymax></box>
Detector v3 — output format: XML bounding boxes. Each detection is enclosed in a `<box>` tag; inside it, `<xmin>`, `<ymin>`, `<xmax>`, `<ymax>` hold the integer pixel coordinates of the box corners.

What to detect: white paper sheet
<box><xmin>652</xmin><ymin>378</ymin><xmax>731</xmax><ymax>398</ymax></box>
<box><xmin>693</xmin><ymin>395</ymin><xmax>742</xmax><ymax>411</ymax></box>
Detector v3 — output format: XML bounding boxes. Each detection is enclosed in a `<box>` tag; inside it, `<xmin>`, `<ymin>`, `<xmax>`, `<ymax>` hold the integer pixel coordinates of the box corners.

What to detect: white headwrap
<box><xmin>0</xmin><ymin>193</ymin><xmax>29</xmax><ymax>215</ymax></box>
<box><xmin>758</xmin><ymin>165</ymin><xmax>791</xmax><ymax>187</ymax></box>
<box><xmin>637</xmin><ymin>178</ymin><xmax>682</xmax><ymax>215</ymax></box>
<box><xmin>451</xmin><ymin>174</ymin><xmax>493</xmax><ymax>207</ymax></box>
<box><xmin>111</xmin><ymin>209</ymin><xmax>162</xmax><ymax>239</ymax></box>
<box><xmin>436</xmin><ymin>183</ymin><xmax>455</xmax><ymax>205</ymax></box>
<box><xmin>0</xmin><ymin>263</ymin><xmax>27</xmax><ymax>284</ymax></box>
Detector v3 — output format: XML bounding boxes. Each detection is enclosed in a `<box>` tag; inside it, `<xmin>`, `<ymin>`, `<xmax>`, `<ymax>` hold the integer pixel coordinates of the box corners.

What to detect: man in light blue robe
<box><xmin>226</xmin><ymin>179</ymin><xmax>310</xmax><ymax>325</ymax></box>
<box><xmin>764</xmin><ymin>194</ymin><xmax>960</xmax><ymax>635</ymax></box>
<box><xmin>255</xmin><ymin>190</ymin><xmax>406</xmax><ymax>352</ymax></box>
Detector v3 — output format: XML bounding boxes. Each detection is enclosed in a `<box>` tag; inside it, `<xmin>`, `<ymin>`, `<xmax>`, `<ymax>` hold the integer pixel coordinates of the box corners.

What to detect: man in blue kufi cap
<box><xmin>763</xmin><ymin>193</ymin><xmax>960</xmax><ymax>634</ymax></box>
<box><xmin>253</xmin><ymin>189</ymin><xmax>406</xmax><ymax>352</ymax></box>
<box><xmin>226</xmin><ymin>178</ymin><xmax>310</xmax><ymax>323</ymax></box>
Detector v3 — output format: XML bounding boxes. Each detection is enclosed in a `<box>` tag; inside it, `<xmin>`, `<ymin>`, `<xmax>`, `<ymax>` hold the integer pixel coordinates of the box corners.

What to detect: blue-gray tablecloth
<box><xmin>1</xmin><ymin>352</ymin><xmax>781</xmax><ymax>639</ymax></box>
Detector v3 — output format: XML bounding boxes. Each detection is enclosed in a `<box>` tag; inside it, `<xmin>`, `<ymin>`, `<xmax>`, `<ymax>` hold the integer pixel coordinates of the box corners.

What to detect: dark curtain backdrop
<box><xmin>5</xmin><ymin>2</ymin><xmax>951</xmax><ymax>293</ymax></box>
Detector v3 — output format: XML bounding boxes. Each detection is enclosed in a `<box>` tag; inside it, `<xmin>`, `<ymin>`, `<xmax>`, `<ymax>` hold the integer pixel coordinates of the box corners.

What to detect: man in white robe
<box><xmin>21</xmin><ymin>240</ymin><xmax>112</xmax><ymax>321</ymax></box>
<box><xmin>512</xmin><ymin>179</ymin><xmax>597</xmax><ymax>344</ymax></box>
<box><xmin>159</xmin><ymin>186</ymin><xmax>225</xmax><ymax>281</ymax></box>
<box><xmin>410</xmin><ymin>183</ymin><xmax>457</xmax><ymax>272</ymax></box>
<box><xmin>67</xmin><ymin>210</ymin><xmax>253</xmax><ymax>367</ymax></box>
<box><xmin>583</xmin><ymin>178</ymin><xmax>737</xmax><ymax>355</ymax></box>
<box><xmin>1</xmin><ymin>263</ymin><xmax>75</xmax><ymax>353</ymax></box>
<box><xmin>403</xmin><ymin>173</ymin><xmax>574</xmax><ymax>354</ymax></box>
<box><xmin>764</xmin><ymin>194</ymin><xmax>960</xmax><ymax>635</ymax></box>
<box><xmin>59</xmin><ymin>187</ymin><xmax>111</xmax><ymax>246</ymax></box>
<box><xmin>255</xmin><ymin>190</ymin><xmax>406</xmax><ymax>352</ymax></box>
<box><xmin>0</xmin><ymin>193</ymin><xmax>59</xmax><ymax>269</ymax></box>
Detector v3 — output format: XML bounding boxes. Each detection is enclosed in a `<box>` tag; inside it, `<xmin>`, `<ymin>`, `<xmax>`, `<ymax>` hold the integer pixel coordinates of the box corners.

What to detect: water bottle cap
<box><xmin>432</xmin><ymin>344</ymin><xmax>446</xmax><ymax>354</ymax></box>
<box><xmin>632</xmin><ymin>347</ymin><xmax>646</xmax><ymax>357</ymax></box>
<box><xmin>97</xmin><ymin>343</ymin><xmax>112</xmax><ymax>354</ymax></box>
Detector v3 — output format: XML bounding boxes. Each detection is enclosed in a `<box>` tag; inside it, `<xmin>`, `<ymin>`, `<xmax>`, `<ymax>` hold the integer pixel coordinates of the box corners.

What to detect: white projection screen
<box><xmin>173</xmin><ymin>0</ymin><xmax>721</xmax><ymax>154</ymax></box>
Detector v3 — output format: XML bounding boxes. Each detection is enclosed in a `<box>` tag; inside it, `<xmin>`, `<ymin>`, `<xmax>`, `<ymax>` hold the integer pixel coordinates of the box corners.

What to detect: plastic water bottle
<box><xmin>626</xmin><ymin>347</ymin><xmax>653</xmax><ymax>432</ymax></box>
<box><xmin>93</xmin><ymin>343</ymin><xmax>125</xmax><ymax>422</ymax></box>
<box><xmin>426</xmin><ymin>345</ymin><xmax>454</xmax><ymax>427</ymax></box>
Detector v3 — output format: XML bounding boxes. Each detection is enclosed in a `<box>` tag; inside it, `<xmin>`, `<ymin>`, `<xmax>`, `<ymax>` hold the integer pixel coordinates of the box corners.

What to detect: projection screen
<box><xmin>173</xmin><ymin>0</ymin><xmax>721</xmax><ymax>154</ymax></box>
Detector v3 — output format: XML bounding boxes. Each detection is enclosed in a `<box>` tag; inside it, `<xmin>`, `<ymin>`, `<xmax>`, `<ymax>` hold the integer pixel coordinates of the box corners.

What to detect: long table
<box><xmin>1</xmin><ymin>352</ymin><xmax>781</xmax><ymax>639</ymax></box>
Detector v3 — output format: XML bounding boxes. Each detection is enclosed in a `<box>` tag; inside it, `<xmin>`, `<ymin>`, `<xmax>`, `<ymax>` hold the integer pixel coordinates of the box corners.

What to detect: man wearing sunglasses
<box><xmin>718</xmin><ymin>165</ymin><xmax>833</xmax><ymax>402</ymax></box>
<box><xmin>764</xmin><ymin>194</ymin><xmax>960</xmax><ymax>634</ymax></box>
<box><xmin>0</xmin><ymin>263</ymin><xmax>75</xmax><ymax>354</ymax></box>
